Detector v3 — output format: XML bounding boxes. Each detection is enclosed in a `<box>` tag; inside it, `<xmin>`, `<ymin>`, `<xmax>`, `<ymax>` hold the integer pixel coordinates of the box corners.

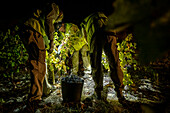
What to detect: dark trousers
<box><xmin>90</xmin><ymin>31</ymin><xmax>124</xmax><ymax>97</ymax></box>
<box><xmin>20</xmin><ymin>28</ymin><xmax>46</xmax><ymax>102</ymax></box>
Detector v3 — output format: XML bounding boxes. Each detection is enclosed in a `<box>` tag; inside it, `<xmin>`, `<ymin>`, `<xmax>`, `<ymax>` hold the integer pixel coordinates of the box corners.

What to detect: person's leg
<box><xmin>80</xmin><ymin>44</ymin><xmax>91</xmax><ymax>74</ymax></box>
<box><xmin>43</xmin><ymin>62</ymin><xmax>52</xmax><ymax>96</ymax></box>
<box><xmin>72</xmin><ymin>50</ymin><xmax>79</xmax><ymax>75</ymax></box>
<box><xmin>90</xmin><ymin>35</ymin><xmax>104</xmax><ymax>99</ymax></box>
<box><xmin>104</xmin><ymin>35</ymin><xmax>125</xmax><ymax>101</ymax></box>
<box><xmin>25</xmin><ymin>30</ymin><xmax>46</xmax><ymax>102</ymax></box>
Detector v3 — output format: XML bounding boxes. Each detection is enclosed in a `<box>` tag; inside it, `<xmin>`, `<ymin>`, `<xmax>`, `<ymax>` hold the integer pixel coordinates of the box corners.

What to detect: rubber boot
<box><xmin>95</xmin><ymin>87</ymin><xmax>104</xmax><ymax>100</ymax></box>
<box><xmin>115</xmin><ymin>87</ymin><xmax>126</xmax><ymax>105</ymax></box>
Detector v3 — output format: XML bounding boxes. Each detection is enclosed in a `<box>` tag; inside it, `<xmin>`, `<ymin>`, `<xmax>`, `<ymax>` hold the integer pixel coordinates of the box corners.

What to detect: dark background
<box><xmin>0</xmin><ymin>0</ymin><xmax>114</xmax><ymax>31</ymax></box>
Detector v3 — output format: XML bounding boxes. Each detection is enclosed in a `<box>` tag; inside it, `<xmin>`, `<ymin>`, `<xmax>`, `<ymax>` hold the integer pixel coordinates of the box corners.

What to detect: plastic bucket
<box><xmin>61</xmin><ymin>75</ymin><xmax>84</xmax><ymax>103</ymax></box>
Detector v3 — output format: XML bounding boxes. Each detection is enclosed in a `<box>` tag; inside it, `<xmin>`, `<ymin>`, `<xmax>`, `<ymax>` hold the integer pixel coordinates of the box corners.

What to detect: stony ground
<box><xmin>1</xmin><ymin>53</ymin><xmax>170</xmax><ymax>113</ymax></box>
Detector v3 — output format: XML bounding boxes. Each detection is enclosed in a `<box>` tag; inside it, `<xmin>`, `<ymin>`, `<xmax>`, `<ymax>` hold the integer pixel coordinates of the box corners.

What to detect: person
<box><xmin>19</xmin><ymin>2</ymin><xmax>63</xmax><ymax>111</ymax></box>
<box><xmin>80</xmin><ymin>12</ymin><xmax>126</xmax><ymax>104</ymax></box>
<box><xmin>57</xmin><ymin>23</ymin><xmax>91</xmax><ymax>76</ymax></box>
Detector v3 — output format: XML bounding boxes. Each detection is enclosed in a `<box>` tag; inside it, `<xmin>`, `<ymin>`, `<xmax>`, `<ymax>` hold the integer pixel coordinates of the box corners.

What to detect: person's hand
<box><xmin>48</xmin><ymin>41</ymin><xmax>54</xmax><ymax>53</ymax></box>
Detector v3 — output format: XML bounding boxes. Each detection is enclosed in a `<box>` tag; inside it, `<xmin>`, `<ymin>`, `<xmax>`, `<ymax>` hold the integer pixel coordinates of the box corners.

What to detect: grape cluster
<box><xmin>61</xmin><ymin>75</ymin><xmax>84</xmax><ymax>84</ymax></box>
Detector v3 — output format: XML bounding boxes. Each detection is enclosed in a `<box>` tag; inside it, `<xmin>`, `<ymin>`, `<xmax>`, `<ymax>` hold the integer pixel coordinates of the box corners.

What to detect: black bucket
<box><xmin>61</xmin><ymin>75</ymin><xmax>84</xmax><ymax>103</ymax></box>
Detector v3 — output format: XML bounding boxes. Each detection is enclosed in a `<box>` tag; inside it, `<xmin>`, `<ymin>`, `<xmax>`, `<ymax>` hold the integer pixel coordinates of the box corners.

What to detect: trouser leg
<box><xmin>21</xmin><ymin>29</ymin><xmax>46</xmax><ymax>102</ymax></box>
<box><xmin>104</xmin><ymin>35</ymin><xmax>124</xmax><ymax>99</ymax></box>
<box><xmin>90</xmin><ymin>35</ymin><xmax>104</xmax><ymax>99</ymax></box>
<box><xmin>29</xmin><ymin>58</ymin><xmax>46</xmax><ymax>101</ymax></box>
<box><xmin>43</xmin><ymin>62</ymin><xmax>52</xmax><ymax>96</ymax></box>
<box><xmin>44</xmin><ymin>62</ymin><xmax>51</xmax><ymax>88</ymax></box>
<box><xmin>81</xmin><ymin>45</ymin><xmax>91</xmax><ymax>74</ymax></box>
<box><xmin>72</xmin><ymin>50</ymin><xmax>79</xmax><ymax>75</ymax></box>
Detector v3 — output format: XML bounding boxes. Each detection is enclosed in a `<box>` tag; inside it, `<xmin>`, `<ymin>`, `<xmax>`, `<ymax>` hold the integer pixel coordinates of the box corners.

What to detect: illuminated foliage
<box><xmin>0</xmin><ymin>26</ymin><xmax>28</xmax><ymax>77</ymax></box>
<box><xmin>0</xmin><ymin>26</ymin><xmax>159</xmax><ymax>87</ymax></box>
<box><xmin>46</xmin><ymin>31</ymin><xmax>74</xmax><ymax>77</ymax></box>
<box><xmin>117</xmin><ymin>34</ymin><xmax>137</xmax><ymax>85</ymax></box>
<box><xmin>102</xmin><ymin>51</ymin><xmax>110</xmax><ymax>71</ymax></box>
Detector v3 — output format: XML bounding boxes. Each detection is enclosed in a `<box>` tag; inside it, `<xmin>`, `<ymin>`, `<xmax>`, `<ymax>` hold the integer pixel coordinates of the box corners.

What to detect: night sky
<box><xmin>0</xmin><ymin>0</ymin><xmax>114</xmax><ymax>31</ymax></box>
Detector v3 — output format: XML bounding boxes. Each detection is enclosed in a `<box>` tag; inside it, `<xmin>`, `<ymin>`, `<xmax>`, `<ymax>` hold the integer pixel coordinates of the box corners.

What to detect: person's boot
<box><xmin>95</xmin><ymin>89</ymin><xmax>101</xmax><ymax>100</ymax></box>
<box><xmin>115</xmin><ymin>87</ymin><xmax>127</xmax><ymax>106</ymax></box>
<box><xmin>94</xmin><ymin>87</ymin><xmax>104</xmax><ymax>100</ymax></box>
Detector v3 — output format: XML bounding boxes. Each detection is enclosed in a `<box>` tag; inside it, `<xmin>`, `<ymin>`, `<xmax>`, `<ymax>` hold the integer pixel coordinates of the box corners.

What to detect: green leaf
<box><xmin>0</xmin><ymin>98</ymin><xmax>5</xmax><ymax>103</ymax></box>
<box><xmin>11</xmin><ymin>62</ymin><xmax>15</xmax><ymax>67</ymax></box>
<box><xmin>8</xmin><ymin>53</ymin><xmax>12</xmax><ymax>56</ymax></box>
<box><xmin>17</xmin><ymin>68</ymin><xmax>20</xmax><ymax>73</ymax></box>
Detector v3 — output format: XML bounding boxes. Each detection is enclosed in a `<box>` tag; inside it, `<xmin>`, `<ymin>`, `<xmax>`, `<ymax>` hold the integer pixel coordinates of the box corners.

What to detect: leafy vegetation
<box><xmin>0</xmin><ymin>27</ymin><xmax>137</xmax><ymax>86</ymax></box>
<box><xmin>0</xmin><ymin>26</ymin><xmax>28</xmax><ymax>78</ymax></box>
<box><xmin>117</xmin><ymin>34</ymin><xmax>137</xmax><ymax>85</ymax></box>
<box><xmin>46</xmin><ymin>31</ymin><xmax>75</xmax><ymax>78</ymax></box>
<box><xmin>0</xmin><ymin>26</ymin><xmax>160</xmax><ymax>87</ymax></box>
